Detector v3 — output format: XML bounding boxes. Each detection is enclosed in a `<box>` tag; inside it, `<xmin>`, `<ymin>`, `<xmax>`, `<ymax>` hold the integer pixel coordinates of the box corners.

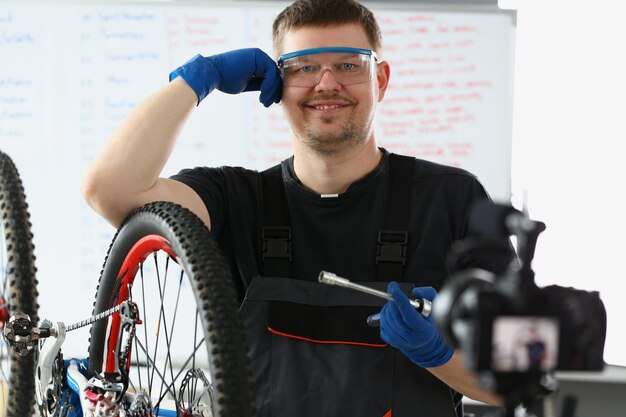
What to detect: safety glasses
<box><xmin>277</xmin><ymin>46</ymin><xmax>379</xmax><ymax>87</ymax></box>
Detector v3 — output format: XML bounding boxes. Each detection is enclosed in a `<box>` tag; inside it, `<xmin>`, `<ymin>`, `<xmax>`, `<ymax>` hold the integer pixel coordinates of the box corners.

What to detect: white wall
<box><xmin>505</xmin><ymin>0</ymin><xmax>626</xmax><ymax>366</ymax></box>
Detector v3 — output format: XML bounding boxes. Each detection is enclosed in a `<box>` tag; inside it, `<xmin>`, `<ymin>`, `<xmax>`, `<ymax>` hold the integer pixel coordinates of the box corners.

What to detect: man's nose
<box><xmin>315</xmin><ymin>68</ymin><xmax>341</xmax><ymax>91</ymax></box>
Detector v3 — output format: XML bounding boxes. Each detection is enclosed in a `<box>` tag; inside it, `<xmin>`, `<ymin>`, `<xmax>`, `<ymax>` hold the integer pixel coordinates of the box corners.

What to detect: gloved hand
<box><xmin>379</xmin><ymin>282</ymin><xmax>454</xmax><ymax>368</ymax></box>
<box><xmin>169</xmin><ymin>48</ymin><xmax>282</xmax><ymax>107</ymax></box>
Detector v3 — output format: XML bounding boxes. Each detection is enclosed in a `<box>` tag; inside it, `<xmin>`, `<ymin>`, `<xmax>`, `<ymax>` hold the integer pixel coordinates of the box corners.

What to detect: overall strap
<box><xmin>259</xmin><ymin>154</ymin><xmax>415</xmax><ymax>280</ymax></box>
<box><xmin>376</xmin><ymin>154</ymin><xmax>415</xmax><ymax>282</ymax></box>
<box><xmin>260</xmin><ymin>164</ymin><xmax>291</xmax><ymax>278</ymax></box>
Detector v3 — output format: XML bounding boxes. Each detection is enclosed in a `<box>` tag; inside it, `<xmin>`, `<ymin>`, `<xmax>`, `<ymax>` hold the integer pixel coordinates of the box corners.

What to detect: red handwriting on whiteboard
<box><xmin>372</xmin><ymin>11</ymin><xmax>495</xmax><ymax>168</ymax></box>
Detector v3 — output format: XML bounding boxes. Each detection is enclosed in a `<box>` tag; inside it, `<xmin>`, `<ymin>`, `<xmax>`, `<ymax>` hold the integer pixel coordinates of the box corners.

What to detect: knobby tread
<box><xmin>88</xmin><ymin>201</ymin><xmax>254</xmax><ymax>416</ymax></box>
<box><xmin>0</xmin><ymin>151</ymin><xmax>39</xmax><ymax>417</ymax></box>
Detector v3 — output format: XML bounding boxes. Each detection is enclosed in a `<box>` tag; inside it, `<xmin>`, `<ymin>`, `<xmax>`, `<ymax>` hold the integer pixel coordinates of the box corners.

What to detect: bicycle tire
<box><xmin>0</xmin><ymin>150</ymin><xmax>39</xmax><ymax>417</ymax></box>
<box><xmin>88</xmin><ymin>201</ymin><xmax>254</xmax><ymax>416</ymax></box>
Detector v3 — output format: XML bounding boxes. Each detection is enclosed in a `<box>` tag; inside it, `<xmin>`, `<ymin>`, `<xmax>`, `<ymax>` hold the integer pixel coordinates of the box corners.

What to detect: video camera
<box><xmin>434</xmin><ymin>202</ymin><xmax>607</xmax><ymax>415</ymax></box>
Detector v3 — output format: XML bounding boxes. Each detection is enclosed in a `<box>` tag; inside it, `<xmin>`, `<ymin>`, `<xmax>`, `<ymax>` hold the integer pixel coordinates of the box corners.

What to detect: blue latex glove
<box><xmin>169</xmin><ymin>48</ymin><xmax>282</xmax><ymax>107</ymax></box>
<box><xmin>379</xmin><ymin>282</ymin><xmax>454</xmax><ymax>368</ymax></box>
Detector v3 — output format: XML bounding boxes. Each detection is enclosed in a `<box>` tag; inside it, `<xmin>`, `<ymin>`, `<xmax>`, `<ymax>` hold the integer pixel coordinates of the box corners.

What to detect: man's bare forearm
<box><xmin>428</xmin><ymin>350</ymin><xmax>503</xmax><ymax>406</ymax></box>
<box><xmin>81</xmin><ymin>77</ymin><xmax>197</xmax><ymax>226</ymax></box>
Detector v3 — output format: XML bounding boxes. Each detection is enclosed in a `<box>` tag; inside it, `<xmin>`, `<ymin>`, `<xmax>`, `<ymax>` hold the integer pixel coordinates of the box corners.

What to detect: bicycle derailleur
<box><xmin>2</xmin><ymin>301</ymin><xmax>143</xmax><ymax>417</ymax></box>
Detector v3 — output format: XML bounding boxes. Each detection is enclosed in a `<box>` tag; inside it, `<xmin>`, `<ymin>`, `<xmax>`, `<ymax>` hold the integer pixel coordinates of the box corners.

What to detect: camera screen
<box><xmin>491</xmin><ymin>316</ymin><xmax>559</xmax><ymax>372</ymax></box>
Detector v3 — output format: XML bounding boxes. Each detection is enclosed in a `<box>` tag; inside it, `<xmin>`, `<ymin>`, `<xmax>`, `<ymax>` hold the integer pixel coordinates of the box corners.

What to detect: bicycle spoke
<box><xmin>153</xmin><ymin>254</ymin><xmax>179</xmax><ymax>408</ymax></box>
<box><xmin>133</xmin><ymin>335</ymin><xmax>206</xmax><ymax>409</ymax></box>
<box><xmin>148</xmin><ymin>252</ymin><xmax>167</xmax><ymax>396</ymax></box>
<box><xmin>133</xmin><ymin>338</ymin><xmax>177</xmax><ymax>401</ymax></box>
<box><xmin>139</xmin><ymin>262</ymin><xmax>152</xmax><ymax>393</ymax></box>
<box><xmin>154</xmin><ymin>339</ymin><xmax>206</xmax><ymax>408</ymax></box>
<box><xmin>156</xmin><ymin>266</ymin><xmax>186</xmax><ymax>406</ymax></box>
<box><xmin>121</xmin><ymin>252</ymin><xmax>200</xmax><ymax>411</ymax></box>
<box><xmin>134</xmin><ymin>319</ymin><xmax>143</xmax><ymax>390</ymax></box>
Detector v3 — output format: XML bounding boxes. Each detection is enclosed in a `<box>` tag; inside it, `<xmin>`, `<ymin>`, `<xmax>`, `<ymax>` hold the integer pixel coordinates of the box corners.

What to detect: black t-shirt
<box><xmin>172</xmin><ymin>149</ymin><xmax>501</xmax><ymax>301</ymax></box>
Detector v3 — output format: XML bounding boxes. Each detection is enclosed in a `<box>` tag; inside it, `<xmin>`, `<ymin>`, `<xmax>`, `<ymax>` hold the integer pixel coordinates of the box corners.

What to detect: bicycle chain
<box><xmin>65</xmin><ymin>301</ymin><xmax>134</xmax><ymax>332</ymax></box>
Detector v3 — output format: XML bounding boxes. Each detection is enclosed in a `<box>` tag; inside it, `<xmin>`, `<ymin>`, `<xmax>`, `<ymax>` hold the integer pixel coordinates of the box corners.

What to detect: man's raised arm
<box><xmin>81</xmin><ymin>49</ymin><xmax>282</xmax><ymax>228</ymax></box>
<box><xmin>81</xmin><ymin>77</ymin><xmax>203</xmax><ymax>228</ymax></box>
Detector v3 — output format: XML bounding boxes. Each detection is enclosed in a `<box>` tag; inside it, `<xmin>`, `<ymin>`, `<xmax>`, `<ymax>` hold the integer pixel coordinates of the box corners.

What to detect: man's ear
<box><xmin>376</xmin><ymin>60</ymin><xmax>391</xmax><ymax>102</ymax></box>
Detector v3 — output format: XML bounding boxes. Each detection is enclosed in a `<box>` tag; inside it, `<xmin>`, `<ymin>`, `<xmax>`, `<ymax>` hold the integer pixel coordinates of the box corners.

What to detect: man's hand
<box><xmin>379</xmin><ymin>282</ymin><xmax>454</xmax><ymax>368</ymax></box>
<box><xmin>170</xmin><ymin>48</ymin><xmax>282</xmax><ymax>107</ymax></box>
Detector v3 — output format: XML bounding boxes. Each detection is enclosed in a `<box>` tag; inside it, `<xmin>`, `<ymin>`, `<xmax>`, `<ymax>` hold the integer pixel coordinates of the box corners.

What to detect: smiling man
<box><xmin>81</xmin><ymin>1</ymin><xmax>509</xmax><ymax>416</ymax></box>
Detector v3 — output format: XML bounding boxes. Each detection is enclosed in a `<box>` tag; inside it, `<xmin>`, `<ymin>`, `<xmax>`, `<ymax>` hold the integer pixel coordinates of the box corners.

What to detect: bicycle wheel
<box><xmin>88</xmin><ymin>201</ymin><xmax>253</xmax><ymax>416</ymax></box>
<box><xmin>0</xmin><ymin>150</ymin><xmax>38</xmax><ymax>417</ymax></box>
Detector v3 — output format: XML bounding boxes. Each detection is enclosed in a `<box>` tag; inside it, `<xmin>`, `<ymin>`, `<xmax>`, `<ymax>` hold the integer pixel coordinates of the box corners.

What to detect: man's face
<box><xmin>278</xmin><ymin>23</ymin><xmax>389</xmax><ymax>156</ymax></box>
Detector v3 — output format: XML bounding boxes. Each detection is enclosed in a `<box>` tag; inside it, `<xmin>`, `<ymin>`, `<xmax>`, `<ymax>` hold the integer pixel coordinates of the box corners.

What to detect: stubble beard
<box><xmin>302</xmin><ymin>116</ymin><xmax>366</xmax><ymax>157</ymax></box>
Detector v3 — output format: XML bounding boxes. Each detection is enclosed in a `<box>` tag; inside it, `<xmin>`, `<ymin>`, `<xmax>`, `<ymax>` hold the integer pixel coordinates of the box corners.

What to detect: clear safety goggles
<box><xmin>278</xmin><ymin>46</ymin><xmax>379</xmax><ymax>87</ymax></box>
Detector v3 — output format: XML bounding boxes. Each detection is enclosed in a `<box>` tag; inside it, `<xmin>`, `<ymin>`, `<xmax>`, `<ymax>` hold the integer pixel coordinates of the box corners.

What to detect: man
<box><xmin>525</xmin><ymin>324</ymin><xmax>548</xmax><ymax>371</ymax></box>
<box><xmin>82</xmin><ymin>0</ymin><xmax>507</xmax><ymax>415</ymax></box>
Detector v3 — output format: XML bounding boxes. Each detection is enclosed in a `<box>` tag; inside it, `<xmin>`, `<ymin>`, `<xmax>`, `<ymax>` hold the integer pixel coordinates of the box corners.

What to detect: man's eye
<box><xmin>296</xmin><ymin>65</ymin><xmax>318</xmax><ymax>74</ymax></box>
<box><xmin>338</xmin><ymin>63</ymin><xmax>358</xmax><ymax>71</ymax></box>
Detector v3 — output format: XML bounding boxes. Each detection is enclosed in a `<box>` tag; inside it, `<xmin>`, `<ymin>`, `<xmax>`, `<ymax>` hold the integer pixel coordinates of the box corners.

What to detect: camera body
<box><xmin>434</xmin><ymin>202</ymin><xmax>606</xmax><ymax>402</ymax></box>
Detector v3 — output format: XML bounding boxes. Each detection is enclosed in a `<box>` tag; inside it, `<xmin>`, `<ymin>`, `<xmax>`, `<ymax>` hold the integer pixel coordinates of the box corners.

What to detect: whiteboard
<box><xmin>0</xmin><ymin>1</ymin><xmax>515</xmax><ymax>355</ymax></box>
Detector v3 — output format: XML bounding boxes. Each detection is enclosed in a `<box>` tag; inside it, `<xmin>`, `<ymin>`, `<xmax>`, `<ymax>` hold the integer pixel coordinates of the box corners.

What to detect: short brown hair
<box><xmin>272</xmin><ymin>0</ymin><xmax>382</xmax><ymax>57</ymax></box>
